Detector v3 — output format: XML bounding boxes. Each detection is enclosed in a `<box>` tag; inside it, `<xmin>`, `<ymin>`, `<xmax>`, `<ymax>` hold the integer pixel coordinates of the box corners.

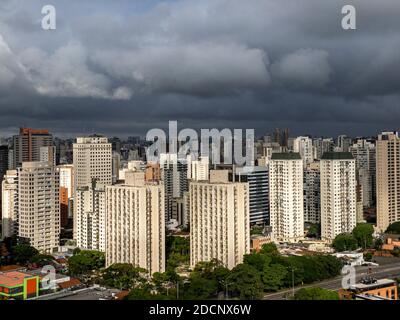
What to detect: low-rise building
<box><xmin>339</xmin><ymin>277</ymin><xmax>398</xmax><ymax>300</ymax></box>
<box><xmin>0</xmin><ymin>271</ymin><xmax>40</xmax><ymax>300</ymax></box>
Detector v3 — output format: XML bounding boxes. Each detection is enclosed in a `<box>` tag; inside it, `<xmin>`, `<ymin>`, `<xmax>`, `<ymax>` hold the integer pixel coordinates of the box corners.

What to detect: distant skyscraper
<box><xmin>145</xmin><ymin>162</ymin><xmax>161</xmax><ymax>182</ymax></box>
<box><xmin>112</xmin><ymin>151</ymin><xmax>121</xmax><ymax>184</ymax></box>
<box><xmin>233</xmin><ymin>166</ymin><xmax>269</xmax><ymax>225</ymax></box>
<box><xmin>76</xmin><ymin>180</ymin><xmax>106</xmax><ymax>251</ymax></box>
<box><xmin>269</xmin><ymin>153</ymin><xmax>304</xmax><ymax>242</ymax></box>
<box><xmin>105</xmin><ymin>174</ymin><xmax>165</xmax><ymax>274</ymax></box>
<box><xmin>320</xmin><ymin>152</ymin><xmax>356</xmax><ymax>241</ymax></box>
<box><xmin>39</xmin><ymin>146</ymin><xmax>56</xmax><ymax>166</ymax></box>
<box><xmin>293</xmin><ymin>136</ymin><xmax>314</xmax><ymax>166</ymax></box>
<box><xmin>160</xmin><ymin>153</ymin><xmax>188</xmax><ymax>221</ymax></box>
<box><xmin>376</xmin><ymin>132</ymin><xmax>400</xmax><ymax>232</ymax></box>
<box><xmin>189</xmin><ymin>171</ymin><xmax>250</xmax><ymax>269</ymax></box>
<box><xmin>336</xmin><ymin>135</ymin><xmax>352</xmax><ymax>152</ymax></box>
<box><xmin>187</xmin><ymin>156</ymin><xmax>209</xmax><ymax>181</ymax></box>
<box><xmin>17</xmin><ymin>162</ymin><xmax>60</xmax><ymax>252</ymax></box>
<box><xmin>304</xmin><ymin>162</ymin><xmax>321</xmax><ymax>224</ymax></box>
<box><xmin>313</xmin><ymin>138</ymin><xmax>334</xmax><ymax>160</ymax></box>
<box><xmin>1</xmin><ymin>170</ymin><xmax>18</xmax><ymax>239</ymax></box>
<box><xmin>350</xmin><ymin>139</ymin><xmax>376</xmax><ymax>208</ymax></box>
<box><xmin>13</xmin><ymin>128</ymin><xmax>53</xmax><ymax>168</ymax></box>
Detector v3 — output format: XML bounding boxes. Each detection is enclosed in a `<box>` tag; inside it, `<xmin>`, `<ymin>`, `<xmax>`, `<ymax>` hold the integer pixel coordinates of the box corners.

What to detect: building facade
<box><xmin>73</xmin><ymin>136</ymin><xmax>112</xmax><ymax>188</ymax></box>
<box><xmin>304</xmin><ymin>162</ymin><xmax>321</xmax><ymax>224</ymax></box>
<box><xmin>376</xmin><ymin>132</ymin><xmax>400</xmax><ymax>232</ymax></box>
<box><xmin>105</xmin><ymin>177</ymin><xmax>165</xmax><ymax>274</ymax></box>
<box><xmin>1</xmin><ymin>170</ymin><xmax>18</xmax><ymax>239</ymax></box>
<box><xmin>269</xmin><ymin>153</ymin><xmax>304</xmax><ymax>242</ymax></box>
<box><xmin>189</xmin><ymin>173</ymin><xmax>250</xmax><ymax>269</ymax></box>
<box><xmin>233</xmin><ymin>166</ymin><xmax>269</xmax><ymax>225</ymax></box>
<box><xmin>320</xmin><ymin>152</ymin><xmax>356</xmax><ymax>241</ymax></box>
<box><xmin>13</xmin><ymin>128</ymin><xmax>53</xmax><ymax>168</ymax></box>
<box><xmin>18</xmin><ymin>162</ymin><xmax>60</xmax><ymax>252</ymax></box>
<box><xmin>75</xmin><ymin>180</ymin><xmax>106</xmax><ymax>251</ymax></box>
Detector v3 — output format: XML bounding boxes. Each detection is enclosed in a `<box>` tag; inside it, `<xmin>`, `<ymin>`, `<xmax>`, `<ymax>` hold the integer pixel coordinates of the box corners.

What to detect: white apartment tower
<box><xmin>1</xmin><ymin>170</ymin><xmax>18</xmax><ymax>239</ymax></box>
<box><xmin>75</xmin><ymin>180</ymin><xmax>106</xmax><ymax>251</ymax></box>
<box><xmin>18</xmin><ymin>162</ymin><xmax>60</xmax><ymax>252</ymax></box>
<box><xmin>293</xmin><ymin>136</ymin><xmax>314</xmax><ymax>166</ymax></box>
<box><xmin>58</xmin><ymin>164</ymin><xmax>74</xmax><ymax>198</ymax></box>
<box><xmin>320</xmin><ymin>152</ymin><xmax>356</xmax><ymax>241</ymax></box>
<box><xmin>105</xmin><ymin>173</ymin><xmax>165</xmax><ymax>274</ymax></box>
<box><xmin>73</xmin><ymin>136</ymin><xmax>112</xmax><ymax>188</ymax></box>
<box><xmin>376</xmin><ymin>132</ymin><xmax>400</xmax><ymax>232</ymax></box>
<box><xmin>190</xmin><ymin>171</ymin><xmax>250</xmax><ymax>269</ymax></box>
<box><xmin>269</xmin><ymin>153</ymin><xmax>304</xmax><ymax>242</ymax></box>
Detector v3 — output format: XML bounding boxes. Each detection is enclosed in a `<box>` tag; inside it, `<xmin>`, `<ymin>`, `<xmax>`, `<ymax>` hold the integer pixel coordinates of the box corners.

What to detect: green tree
<box><xmin>332</xmin><ymin>233</ymin><xmax>358</xmax><ymax>252</ymax></box>
<box><xmin>243</xmin><ymin>252</ymin><xmax>271</xmax><ymax>272</ymax></box>
<box><xmin>262</xmin><ymin>263</ymin><xmax>288</xmax><ymax>292</ymax></box>
<box><xmin>352</xmin><ymin>223</ymin><xmax>374</xmax><ymax>249</ymax></box>
<box><xmin>101</xmin><ymin>263</ymin><xmax>147</xmax><ymax>290</ymax></box>
<box><xmin>12</xmin><ymin>244</ymin><xmax>39</xmax><ymax>264</ymax></box>
<box><xmin>292</xmin><ymin>287</ymin><xmax>339</xmax><ymax>300</ymax></box>
<box><xmin>68</xmin><ymin>250</ymin><xmax>105</xmax><ymax>276</ymax></box>
<box><xmin>30</xmin><ymin>254</ymin><xmax>54</xmax><ymax>266</ymax></box>
<box><xmin>227</xmin><ymin>264</ymin><xmax>263</xmax><ymax>300</ymax></box>
<box><xmin>260</xmin><ymin>242</ymin><xmax>279</xmax><ymax>255</ymax></box>
<box><xmin>386</xmin><ymin>222</ymin><xmax>400</xmax><ymax>234</ymax></box>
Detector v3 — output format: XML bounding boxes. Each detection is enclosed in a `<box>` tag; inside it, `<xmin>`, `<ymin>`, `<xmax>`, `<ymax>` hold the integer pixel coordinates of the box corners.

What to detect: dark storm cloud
<box><xmin>0</xmin><ymin>0</ymin><xmax>400</xmax><ymax>138</ymax></box>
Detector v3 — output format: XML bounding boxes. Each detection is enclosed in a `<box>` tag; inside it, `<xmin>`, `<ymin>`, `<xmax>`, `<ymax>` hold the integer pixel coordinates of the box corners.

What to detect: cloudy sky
<box><xmin>0</xmin><ymin>0</ymin><xmax>400</xmax><ymax>138</ymax></box>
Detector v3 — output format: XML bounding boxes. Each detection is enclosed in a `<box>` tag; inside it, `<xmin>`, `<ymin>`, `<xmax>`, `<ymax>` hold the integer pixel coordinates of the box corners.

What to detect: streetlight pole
<box><xmin>292</xmin><ymin>268</ymin><xmax>295</xmax><ymax>298</ymax></box>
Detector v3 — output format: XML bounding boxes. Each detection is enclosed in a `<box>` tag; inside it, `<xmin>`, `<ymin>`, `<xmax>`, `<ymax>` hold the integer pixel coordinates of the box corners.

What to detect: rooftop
<box><xmin>321</xmin><ymin>152</ymin><xmax>354</xmax><ymax>160</ymax></box>
<box><xmin>271</xmin><ymin>152</ymin><xmax>301</xmax><ymax>160</ymax></box>
<box><xmin>350</xmin><ymin>278</ymin><xmax>396</xmax><ymax>291</ymax></box>
<box><xmin>0</xmin><ymin>271</ymin><xmax>34</xmax><ymax>287</ymax></box>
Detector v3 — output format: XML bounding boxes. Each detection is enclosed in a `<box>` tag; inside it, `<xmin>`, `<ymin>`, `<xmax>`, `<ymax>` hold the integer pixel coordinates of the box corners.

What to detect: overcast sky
<box><xmin>0</xmin><ymin>0</ymin><xmax>400</xmax><ymax>138</ymax></box>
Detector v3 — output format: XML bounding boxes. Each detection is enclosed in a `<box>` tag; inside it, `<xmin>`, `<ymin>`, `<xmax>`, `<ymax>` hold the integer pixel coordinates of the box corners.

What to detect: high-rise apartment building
<box><xmin>269</xmin><ymin>153</ymin><xmax>304</xmax><ymax>242</ymax></box>
<box><xmin>73</xmin><ymin>136</ymin><xmax>112</xmax><ymax>188</ymax></box>
<box><xmin>105</xmin><ymin>174</ymin><xmax>165</xmax><ymax>274</ymax></box>
<box><xmin>0</xmin><ymin>145</ymin><xmax>9</xmax><ymax>220</ymax></box>
<box><xmin>293</xmin><ymin>136</ymin><xmax>314</xmax><ymax>166</ymax></box>
<box><xmin>336</xmin><ymin>135</ymin><xmax>352</xmax><ymax>152</ymax></box>
<box><xmin>160</xmin><ymin>153</ymin><xmax>188</xmax><ymax>221</ymax></box>
<box><xmin>1</xmin><ymin>170</ymin><xmax>18</xmax><ymax>239</ymax></box>
<box><xmin>376</xmin><ymin>132</ymin><xmax>400</xmax><ymax>232</ymax></box>
<box><xmin>190</xmin><ymin>171</ymin><xmax>250</xmax><ymax>269</ymax></box>
<box><xmin>18</xmin><ymin>162</ymin><xmax>60</xmax><ymax>252</ymax></box>
<box><xmin>304</xmin><ymin>162</ymin><xmax>321</xmax><ymax>224</ymax></box>
<box><xmin>75</xmin><ymin>180</ymin><xmax>106</xmax><ymax>251</ymax></box>
<box><xmin>233</xmin><ymin>166</ymin><xmax>269</xmax><ymax>225</ymax></box>
<box><xmin>13</xmin><ymin>128</ymin><xmax>53</xmax><ymax>168</ymax></box>
<box><xmin>350</xmin><ymin>139</ymin><xmax>376</xmax><ymax>208</ymax></box>
<box><xmin>187</xmin><ymin>156</ymin><xmax>209</xmax><ymax>181</ymax></box>
<box><xmin>40</xmin><ymin>146</ymin><xmax>56</xmax><ymax>166</ymax></box>
<box><xmin>145</xmin><ymin>162</ymin><xmax>161</xmax><ymax>182</ymax></box>
<box><xmin>313</xmin><ymin>138</ymin><xmax>334</xmax><ymax>160</ymax></box>
<box><xmin>320</xmin><ymin>152</ymin><xmax>356</xmax><ymax>241</ymax></box>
